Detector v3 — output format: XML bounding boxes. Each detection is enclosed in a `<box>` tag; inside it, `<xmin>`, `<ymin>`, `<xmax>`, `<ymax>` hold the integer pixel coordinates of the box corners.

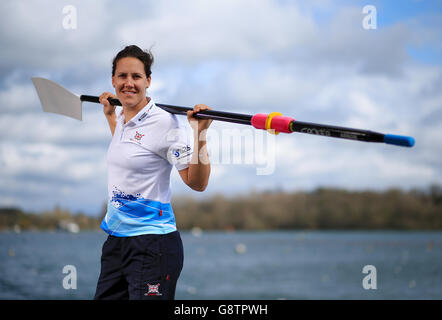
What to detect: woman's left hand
<box><xmin>187</xmin><ymin>104</ymin><xmax>213</xmax><ymax>132</ymax></box>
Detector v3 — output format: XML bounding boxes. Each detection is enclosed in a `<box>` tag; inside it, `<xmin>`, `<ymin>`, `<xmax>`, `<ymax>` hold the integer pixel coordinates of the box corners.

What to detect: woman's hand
<box><xmin>99</xmin><ymin>92</ymin><xmax>117</xmax><ymax>117</ymax></box>
<box><xmin>186</xmin><ymin>104</ymin><xmax>213</xmax><ymax>133</ymax></box>
<box><xmin>100</xmin><ymin>92</ymin><xmax>117</xmax><ymax>135</ymax></box>
<box><xmin>181</xmin><ymin>104</ymin><xmax>212</xmax><ymax>192</ymax></box>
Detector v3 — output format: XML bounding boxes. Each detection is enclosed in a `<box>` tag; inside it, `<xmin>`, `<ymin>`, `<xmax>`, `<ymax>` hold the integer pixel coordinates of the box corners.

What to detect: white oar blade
<box><xmin>31</xmin><ymin>77</ymin><xmax>82</xmax><ymax>121</ymax></box>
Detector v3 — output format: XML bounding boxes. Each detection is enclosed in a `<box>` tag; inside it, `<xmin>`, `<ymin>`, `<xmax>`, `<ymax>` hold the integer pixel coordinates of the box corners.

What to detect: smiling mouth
<box><xmin>122</xmin><ymin>90</ymin><xmax>137</xmax><ymax>96</ymax></box>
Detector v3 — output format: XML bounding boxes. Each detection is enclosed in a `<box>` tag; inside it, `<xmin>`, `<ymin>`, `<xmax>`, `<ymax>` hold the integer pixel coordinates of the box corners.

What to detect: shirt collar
<box><xmin>119</xmin><ymin>98</ymin><xmax>155</xmax><ymax>126</ymax></box>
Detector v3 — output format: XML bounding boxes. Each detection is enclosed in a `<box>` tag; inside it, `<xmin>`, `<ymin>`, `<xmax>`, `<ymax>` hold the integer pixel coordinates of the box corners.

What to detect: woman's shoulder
<box><xmin>152</xmin><ymin>104</ymin><xmax>183</xmax><ymax>129</ymax></box>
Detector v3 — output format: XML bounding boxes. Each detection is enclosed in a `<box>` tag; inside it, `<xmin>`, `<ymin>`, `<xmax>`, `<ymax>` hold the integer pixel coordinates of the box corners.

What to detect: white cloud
<box><xmin>0</xmin><ymin>82</ymin><xmax>37</xmax><ymax>112</ymax></box>
<box><xmin>117</xmin><ymin>0</ymin><xmax>316</xmax><ymax>63</ymax></box>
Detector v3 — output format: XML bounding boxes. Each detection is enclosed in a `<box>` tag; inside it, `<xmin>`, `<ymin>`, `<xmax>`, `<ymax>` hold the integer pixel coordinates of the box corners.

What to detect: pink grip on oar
<box><xmin>251</xmin><ymin>113</ymin><xmax>294</xmax><ymax>134</ymax></box>
<box><xmin>251</xmin><ymin>113</ymin><xmax>268</xmax><ymax>130</ymax></box>
<box><xmin>271</xmin><ymin>115</ymin><xmax>295</xmax><ymax>133</ymax></box>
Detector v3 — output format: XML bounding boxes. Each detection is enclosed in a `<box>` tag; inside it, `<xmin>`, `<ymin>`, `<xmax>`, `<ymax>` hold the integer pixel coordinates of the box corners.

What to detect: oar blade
<box><xmin>31</xmin><ymin>77</ymin><xmax>83</xmax><ymax>120</ymax></box>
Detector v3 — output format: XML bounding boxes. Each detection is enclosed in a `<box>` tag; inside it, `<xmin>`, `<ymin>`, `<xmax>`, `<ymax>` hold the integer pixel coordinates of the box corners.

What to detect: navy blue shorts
<box><xmin>94</xmin><ymin>231</ymin><xmax>184</xmax><ymax>300</ymax></box>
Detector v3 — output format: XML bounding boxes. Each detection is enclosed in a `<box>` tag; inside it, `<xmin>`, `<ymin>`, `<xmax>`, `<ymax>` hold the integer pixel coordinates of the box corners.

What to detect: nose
<box><xmin>123</xmin><ymin>76</ymin><xmax>135</xmax><ymax>88</ymax></box>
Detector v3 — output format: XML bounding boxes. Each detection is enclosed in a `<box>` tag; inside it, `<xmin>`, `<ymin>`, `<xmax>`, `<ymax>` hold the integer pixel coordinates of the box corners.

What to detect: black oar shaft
<box><xmin>289</xmin><ymin>120</ymin><xmax>385</xmax><ymax>143</ymax></box>
<box><xmin>156</xmin><ymin>103</ymin><xmax>252</xmax><ymax>125</ymax></box>
<box><xmin>80</xmin><ymin>95</ymin><xmax>252</xmax><ymax>125</ymax></box>
<box><xmin>80</xmin><ymin>94</ymin><xmax>413</xmax><ymax>147</ymax></box>
<box><xmin>80</xmin><ymin>95</ymin><xmax>106</xmax><ymax>104</ymax></box>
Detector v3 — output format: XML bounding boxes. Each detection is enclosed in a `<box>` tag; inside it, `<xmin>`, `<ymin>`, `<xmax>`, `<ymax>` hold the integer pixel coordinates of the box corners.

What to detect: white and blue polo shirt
<box><xmin>100</xmin><ymin>98</ymin><xmax>193</xmax><ymax>237</ymax></box>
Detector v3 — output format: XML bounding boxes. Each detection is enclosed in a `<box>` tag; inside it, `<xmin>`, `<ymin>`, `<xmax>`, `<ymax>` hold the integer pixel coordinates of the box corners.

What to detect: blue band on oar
<box><xmin>383</xmin><ymin>134</ymin><xmax>415</xmax><ymax>147</ymax></box>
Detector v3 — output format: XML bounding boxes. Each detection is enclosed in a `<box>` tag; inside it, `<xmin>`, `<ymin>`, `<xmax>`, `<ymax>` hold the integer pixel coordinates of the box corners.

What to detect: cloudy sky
<box><xmin>0</xmin><ymin>0</ymin><xmax>441</xmax><ymax>216</ymax></box>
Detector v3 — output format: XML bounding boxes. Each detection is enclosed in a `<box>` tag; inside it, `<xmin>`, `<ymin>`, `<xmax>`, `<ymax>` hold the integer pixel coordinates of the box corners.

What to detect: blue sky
<box><xmin>376</xmin><ymin>0</ymin><xmax>442</xmax><ymax>64</ymax></box>
<box><xmin>0</xmin><ymin>0</ymin><xmax>441</xmax><ymax>216</ymax></box>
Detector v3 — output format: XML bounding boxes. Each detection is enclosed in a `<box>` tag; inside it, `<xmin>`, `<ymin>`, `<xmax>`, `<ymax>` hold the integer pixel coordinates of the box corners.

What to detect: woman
<box><xmin>94</xmin><ymin>45</ymin><xmax>212</xmax><ymax>300</ymax></box>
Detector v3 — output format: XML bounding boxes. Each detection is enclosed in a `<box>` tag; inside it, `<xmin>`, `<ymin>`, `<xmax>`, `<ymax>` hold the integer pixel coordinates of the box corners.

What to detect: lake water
<box><xmin>1</xmin><ymin>230</ymin><xmax>441</xmax><ymax>299</ymax></box>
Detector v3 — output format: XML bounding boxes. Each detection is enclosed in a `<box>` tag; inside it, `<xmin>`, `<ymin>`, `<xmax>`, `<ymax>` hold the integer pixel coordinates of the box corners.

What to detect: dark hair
<box><xmin>112</xmin><ymin>45</ymin><xmax>154</xmax><ymax>78</ymax></box>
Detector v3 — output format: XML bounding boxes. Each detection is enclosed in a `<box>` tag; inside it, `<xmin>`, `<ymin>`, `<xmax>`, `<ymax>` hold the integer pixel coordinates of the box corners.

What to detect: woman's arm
<box><xmin>179</xmin><ymin>104</ymin><xmax>213</xmax><ymax>192</ymax></box>
<box><xmin>99</xmin><ymin>92</ymin><xmax>117</xmax><ymax>136</ymax></box>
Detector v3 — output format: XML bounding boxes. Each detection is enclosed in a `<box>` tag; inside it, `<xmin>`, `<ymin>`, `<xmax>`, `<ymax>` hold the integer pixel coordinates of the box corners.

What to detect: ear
<box><xmin>112</xmin><ymin>75</ymin><xmax>116</xmax><ymax>88</ymax></box>
<box><xmin>146</xmin><ymin>76</ymin><xmax>151</xmax><ymax>89</ymax></box>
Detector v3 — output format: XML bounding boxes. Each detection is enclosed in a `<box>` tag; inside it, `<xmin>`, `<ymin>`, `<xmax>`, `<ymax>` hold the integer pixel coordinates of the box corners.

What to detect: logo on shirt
<box><xmin>173</xmin><ymin>145</ymin><xmax>191</xmax><ymax>159</ymax></box>
<box><xmin>134</xmin><ymin>131</ymin><xmax>145</xmax><ymax>141</ymax></box>
<box><xmin>111</xmin><ymin>187</ymin><xmax>142</xmax><ymax>208</ymax></box>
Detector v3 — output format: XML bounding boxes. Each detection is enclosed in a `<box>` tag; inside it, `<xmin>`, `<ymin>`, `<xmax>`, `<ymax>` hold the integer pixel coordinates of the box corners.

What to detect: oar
<box><xmin>31</xmin><ymin>77</ymin><xmax>415</xmax><ymax>147</ymax></box>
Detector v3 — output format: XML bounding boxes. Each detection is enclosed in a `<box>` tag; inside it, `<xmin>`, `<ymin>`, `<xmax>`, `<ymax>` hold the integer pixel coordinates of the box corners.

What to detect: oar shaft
<box><xmin>80</xmin><ymin>95</ymin><xmax>119</xmax><ymax>105</ymax></box>
<box><xmin>80</xmin><ymin>95</ymin><xmax>252</xmax><ymax>125</ymax></box>
<box><xmin>156</xmin><ymin>103</ymin><xmax>252</xmax><ymax>125</ymax></box>
<box><xmin>79</xmin><ymin>95</ymin><xmax>414</xmax><ymax>147</ymax></box>
<box><xmin>289</xmin><ymin>120</ymin><xmax>385</xmax><ymax>143</ymax></box>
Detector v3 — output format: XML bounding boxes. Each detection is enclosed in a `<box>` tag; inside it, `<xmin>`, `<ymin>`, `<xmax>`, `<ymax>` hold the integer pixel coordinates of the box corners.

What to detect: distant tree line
<box><xmin>173</xmin><ymin>185</ymin><xmax>442</xmax><ymax>230</ymax></box>
<box><xmin>1</xmin><ymin>185</ymin><xmax>441</xmax><ymax>231</ymax></box>
<box><xmin>0</xmin><ymin>205</ymin><xmax>98</xmax><ymax>232</ymax></box>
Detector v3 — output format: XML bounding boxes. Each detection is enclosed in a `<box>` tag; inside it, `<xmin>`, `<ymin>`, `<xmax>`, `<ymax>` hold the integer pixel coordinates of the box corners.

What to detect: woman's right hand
<box><xmin>99</xmin><ymin>92</ymin><xmax>117</xmax><ymax>117</ymax></box>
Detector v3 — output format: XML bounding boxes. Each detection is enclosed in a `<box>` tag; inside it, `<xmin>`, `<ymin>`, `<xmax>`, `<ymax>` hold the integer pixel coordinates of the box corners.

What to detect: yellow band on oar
<box><xmin>265</xmin><ymin>112</ymin><xmax>283</xmax><ymax>135</ymax></box>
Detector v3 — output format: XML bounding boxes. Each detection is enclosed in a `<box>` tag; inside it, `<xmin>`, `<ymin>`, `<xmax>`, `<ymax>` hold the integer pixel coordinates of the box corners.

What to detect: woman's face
<box><xmin>112</xmin><ymin>57</ymin><xmax>151</xmax><ymax>108</ymax></box>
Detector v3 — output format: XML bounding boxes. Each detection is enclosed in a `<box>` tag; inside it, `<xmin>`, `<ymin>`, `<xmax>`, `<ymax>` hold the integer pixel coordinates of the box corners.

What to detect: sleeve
<box><xmin>156</xmin><ymin>114</ymin><xmax>193</xmax><ymax>171</ymax></box>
